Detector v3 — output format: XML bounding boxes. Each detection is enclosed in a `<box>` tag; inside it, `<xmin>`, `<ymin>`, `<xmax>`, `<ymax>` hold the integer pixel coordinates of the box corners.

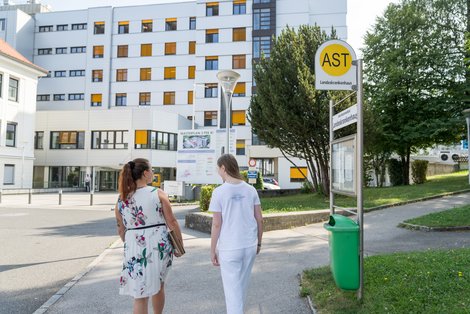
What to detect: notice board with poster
<box><xmin>331</xmin><ymin>134</ymin><xmax>356</xmax><ymax>195</ymax></box>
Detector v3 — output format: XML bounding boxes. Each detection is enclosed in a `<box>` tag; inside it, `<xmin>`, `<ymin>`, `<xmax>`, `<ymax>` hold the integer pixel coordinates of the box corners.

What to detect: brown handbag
<box><xmin>167</xmin><ymin>228</ymin><xmax>185</xmax><ymax>256</ymax></box>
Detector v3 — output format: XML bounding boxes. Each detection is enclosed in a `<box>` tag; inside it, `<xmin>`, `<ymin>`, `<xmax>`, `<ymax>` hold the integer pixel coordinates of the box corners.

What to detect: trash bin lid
<box><xmin>324</xmin><ymin>214</ymin><xmax>359</xmax><ymax>232</ymax></box>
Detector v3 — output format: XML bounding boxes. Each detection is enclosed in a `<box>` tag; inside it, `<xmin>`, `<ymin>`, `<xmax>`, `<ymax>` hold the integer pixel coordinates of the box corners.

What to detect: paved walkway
<box><xmin>38</xmin><ymin>193</ymin><xmax>470</xmax><ymax>313</ymax></box>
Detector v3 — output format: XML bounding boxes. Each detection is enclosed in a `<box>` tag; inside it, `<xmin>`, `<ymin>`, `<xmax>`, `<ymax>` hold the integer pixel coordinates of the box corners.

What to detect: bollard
<box><xmin>90</xmin><ymin>191</ymin><xmax>94</xmax><ymax>206</ymax></box>
<box><xmin>59</xmin><ymin>190</ymin><xmax>62</xmax><ymax>205</ymax></box>
<box><xmin>28</xmin><ymin>189</ymin><xmax>32</xmax><ymax>204</ymax></box>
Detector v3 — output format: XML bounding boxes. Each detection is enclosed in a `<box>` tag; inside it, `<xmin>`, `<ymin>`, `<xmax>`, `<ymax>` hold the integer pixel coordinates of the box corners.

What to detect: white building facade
<box><xmin>0</xmin><ymin>0</ymin><xmax>347</xmax><ymax>190</ymax></box>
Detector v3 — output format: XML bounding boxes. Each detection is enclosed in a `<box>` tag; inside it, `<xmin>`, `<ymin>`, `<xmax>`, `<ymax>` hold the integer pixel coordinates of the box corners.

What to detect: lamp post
<box><xmin>463</xmin><ymin>109</ymin><xmax>470</xmax><ymax>184</ymax></box>
<box><xmin>21</xmin><ymin>141</ymin><xmax>28</xmax><ymax>189</ymax></box>
<box><xmin>217</xmin><ymin>70</ymin><xmax>240</xmax><ymax>155</ymax></box>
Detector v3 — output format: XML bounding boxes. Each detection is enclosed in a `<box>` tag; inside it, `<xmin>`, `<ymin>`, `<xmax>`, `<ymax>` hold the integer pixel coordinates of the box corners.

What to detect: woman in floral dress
<box><xmin>115</xmin><ymin>158</ymin><xmax>184</xmax><ymax>314</ymax></box>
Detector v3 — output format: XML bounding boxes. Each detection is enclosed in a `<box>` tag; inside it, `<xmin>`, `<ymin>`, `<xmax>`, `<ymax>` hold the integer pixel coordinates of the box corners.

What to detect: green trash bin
<box><xmin>324</xmin><ymin>214</ymin><xmax>360</xmax><ymax>290</ymax></box>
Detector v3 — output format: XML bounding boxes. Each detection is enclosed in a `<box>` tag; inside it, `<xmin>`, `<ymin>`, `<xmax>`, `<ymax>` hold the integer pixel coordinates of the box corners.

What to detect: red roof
<box><xmin>0</xmin><ymin>38</ymin><xmax>48</xmax><ymax>74</ymax></box>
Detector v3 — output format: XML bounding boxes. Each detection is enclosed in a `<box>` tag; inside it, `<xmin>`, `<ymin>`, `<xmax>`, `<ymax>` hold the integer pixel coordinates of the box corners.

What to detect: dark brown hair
<box><xmin>217</xmin><ymin>154</ymin><xmax>243</xmax><ymax>180</ymax></box>
<box><xmin>118</xmin><ymin>158</ymin><xmax>150</xmax><ymax>200</ymax></box>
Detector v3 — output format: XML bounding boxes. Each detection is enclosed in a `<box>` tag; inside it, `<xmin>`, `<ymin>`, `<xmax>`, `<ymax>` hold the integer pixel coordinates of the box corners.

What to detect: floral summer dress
<box><xmin>118</xmin><ymin>186</ymin><xmax>173</xmax><ymax>298</ymax></box>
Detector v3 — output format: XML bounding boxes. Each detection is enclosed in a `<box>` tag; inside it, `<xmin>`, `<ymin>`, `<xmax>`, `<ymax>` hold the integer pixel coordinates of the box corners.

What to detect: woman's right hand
<box><xmin>211</xmin><ymin>251</ymin><xmax>219</xmax><ymax>266</ymax></box>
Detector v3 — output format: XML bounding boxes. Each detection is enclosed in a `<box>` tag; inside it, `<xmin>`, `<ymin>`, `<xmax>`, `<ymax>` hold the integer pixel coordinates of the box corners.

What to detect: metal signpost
<box><xmin>315</xmin><ymin>39</ymin><xmax>364</xmax><ymax>300</ymax></box>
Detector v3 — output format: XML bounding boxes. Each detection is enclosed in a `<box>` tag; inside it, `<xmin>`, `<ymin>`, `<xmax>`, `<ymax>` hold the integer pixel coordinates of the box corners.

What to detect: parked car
<box><xmin>263</xmin><ymin>178</ymin><xmax>279</xmax><ymax>186</ymax></box>
<box><xmin>262</xmin><ymin>178</ymin><xmax>280</xmax><ymax>190</ymax></box>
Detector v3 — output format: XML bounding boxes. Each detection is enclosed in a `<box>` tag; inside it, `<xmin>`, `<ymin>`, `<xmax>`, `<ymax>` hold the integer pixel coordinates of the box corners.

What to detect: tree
<box><xmin>363</xmin><ymin>0</ymin><xmax>467</xmax><ymax>185</ymax></box>
<box><xmin>249</xmin><ymin>25</ymin><xmax>353</xmax><ymax>195</ymax></box>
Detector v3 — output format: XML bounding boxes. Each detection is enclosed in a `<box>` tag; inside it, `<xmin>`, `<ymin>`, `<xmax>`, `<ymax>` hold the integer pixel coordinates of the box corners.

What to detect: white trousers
<box><xmin>219</xmin><ymin>246</ymin><xmax>257</xmax><ymax>314</ymax></box>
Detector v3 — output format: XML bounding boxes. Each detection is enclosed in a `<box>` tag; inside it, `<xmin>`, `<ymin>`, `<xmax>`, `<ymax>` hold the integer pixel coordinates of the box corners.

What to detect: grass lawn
<box><xmin>404</xmin><ymin>204</ymin><xmax>470</xmax><ymax>228</ymax></box>
<box><xmin>261</xmin><ymin>171</ymin><xmax>469</xmax><ymax>213</ymax></box>
<box><xmin>301</xmin><ymin>249</ymin><xmax>470</xmax><ymax>313</ymax></box>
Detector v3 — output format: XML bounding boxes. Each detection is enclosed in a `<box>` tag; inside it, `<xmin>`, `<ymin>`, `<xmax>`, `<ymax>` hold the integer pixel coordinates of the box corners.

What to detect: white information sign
<box><xmin>333</xmin><ymin>104</ymin><xmax>358</xmax><ymax>131</ymax></box>
<box><xmin>176</xmin><ymin>129</ymin><xmax>236</xmax><ymax>184</ymax></box>
<box><xmin>331</xmin><ymin>135</ymin><xmax>356</xmax><ymax>195</ymax></box>
<box><xmin>315</xmin><ymin>40</ymin><xmax>357</xmax><ymax>91</ymax></box>
<box><xmin>163</xmin><ymin>180</ymin><xmax>184</xmax><ymax>196</ymax></box>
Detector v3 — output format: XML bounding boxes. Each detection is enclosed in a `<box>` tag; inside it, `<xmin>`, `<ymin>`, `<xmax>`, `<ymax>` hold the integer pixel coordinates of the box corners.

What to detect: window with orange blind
<box><xmin>163</xmin><ymin>92</ymin><xmax>175</xmax><ymax>105</ymax></box>
<box><xmin>233</xmin><ymin>0</ymin><xmax>246</xmax><ymax>15</ymax></box>
<box><xmin>91</xmin><ymin>94</ymin><xmax>102</xmax><ymax>107</ymax></box>
<box><xmin>165</xmin><ymin>17</ymin><xmax>177</xmax><ymax>31</ymax></box>
<box><xmin>233</xmin><ymin>82</ymin><xmax>246</xmax><ymax>97</ymax></box>
<box><xmin>142</xmin><ymin>19</ymin><xmax>153</xmax><ymax>32</ymax></box>
<box><xmin>187</xmin><ymin>91</ymin><xmax>193</xmax><ymax>104</ymax></box>
<box><xmin>59</xmin><ymin>131</ymin><xmax>77</xmax><ymax>144</ymax></box>
<box><xmin>135</xmin><ymin>130</ymin><xmax>149</xmax><ymax>145</ymax></box>
<box><xmin>92</xmin><ymin>70</ymin><xmax>103</xmax><ymax>82</ymax></box>
<box><xmin>141</xmin><ymin>44</ymin><xmax>152</xmax><ymax>56</ymax></box>
<box><xmin>117</xmin><ymin>45</ymin><xmax>128</xmax><ymax>57</ymax></box>
<box><xmin>188</xmin><ymin>66</ymin><xmax>195</xmax><ymax>79</ymax></box>
<box><xmin>93</xmin><ymin>45</ymin><xmax>104</xmax><ymax>58</ymax></box>
<box><xmin>236</xmin><ymin>140</ymin><xmax>245</xmax><ymax>155</ymax></box>
<box><xmin>118</xmin><ymin>21</ymin><xmax>129</xmax><ymax>34</ymax></box>
<box><xmin>164</xmin><ymin>67</ymin><xmax>176</xmax><ymax>80</ymax></box>
<box><xmin>232</xmin><ymin>54</ymin><xmax>246</xmax><ymax>69</ymax></box>
<box><xmin>139</xmin><ymin>92</ymin><xmax>151</xmax><ymax>106</ymax></box>
<box><xmin>206</xmin><ymin>2</ymin><xmax>219</xmax><ymax>16</ymax></box>
<box><xmin>290</xmin><ymin>167</ymin><xmax>307</xmax><ymax>182</ymax></box>
<box><xmin>189</xmin><ymin>41</ymin><xmax>196</xmax><ymax>54</ymax></box>
<box><xmin>140</xmin><ymin>68</ymin><xmax>152</xmax><ymax>81</ymax></box>
<box><xmin>233</xmin><ymin>27</ymin><xmax>246</xmax><ymax>41</ymax></box>
<box><xmin>94</xmin><ymin>21</ymin><xmax>105</xmax><ymax>34</ymax></box>
<box><xmin>206</xmin><ymin>29</ymin><xmax>219</xmax><ymax>43</ymax></box>
<box><xmin>116</xmin><ymin>69</ymin><xmax>127</xmax><ymax>82</ymax></box>
<box><xmin>165</xmin><ymin>42</ymin><xmax>176</xmax><ymax>55</ymax></box>
<box><xmin>232</xmin><ymin>110</ymin><xmax>246</xmax><ymax>125</ymax></box>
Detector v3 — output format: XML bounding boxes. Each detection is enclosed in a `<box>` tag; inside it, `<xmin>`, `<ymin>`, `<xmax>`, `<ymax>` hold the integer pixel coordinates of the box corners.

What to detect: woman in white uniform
<box><xmin>210</xmin><ymin>154</ymin><xmax>263</xmax><ymax>314</ymax></box>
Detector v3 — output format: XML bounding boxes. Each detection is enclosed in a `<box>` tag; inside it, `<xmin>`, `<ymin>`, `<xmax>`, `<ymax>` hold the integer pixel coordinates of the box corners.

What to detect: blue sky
<box><xmin>40</xmin><ymin>0</ymin><xmax>399</xmax><ymax>56</ymax></box>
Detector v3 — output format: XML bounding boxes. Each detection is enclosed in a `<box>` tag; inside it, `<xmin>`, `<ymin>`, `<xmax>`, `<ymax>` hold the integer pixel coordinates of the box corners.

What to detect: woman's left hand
<box><xmin>211</xmin><ymin>251</ymin><xmax>219</xmax><ymax>266</ymax></box>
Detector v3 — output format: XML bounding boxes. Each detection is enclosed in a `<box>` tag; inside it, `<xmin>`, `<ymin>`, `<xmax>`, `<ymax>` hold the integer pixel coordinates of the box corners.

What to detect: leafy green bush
<box><xmin>301</xmin><ymin>180</ymin><xmax>314</xmax><ymax>193</ymax></box>
<box><xmin>411</xmin><ymin>160</ymin><xmax>429</xmax><ymax>184</ymax></box>
<box><xmin>388</xmin><ymin>158</ymin><xmax>404</xmax><ymax>186</ymax></box>
<box><xmin>199</xmin><ymin>185</ymin><xmax>217</xmax><ymax>211</ymax></box>
<box><xmin>240</xmin><ymin>170</ymin><xmax>263</xmax><ymax>190</ymax></box>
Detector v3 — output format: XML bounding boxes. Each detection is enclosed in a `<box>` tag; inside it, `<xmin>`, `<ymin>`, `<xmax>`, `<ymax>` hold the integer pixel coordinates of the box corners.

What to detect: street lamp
<box><xmin>217</xmin><ymin>70</ymin><xmax>240</xmax><ymax>155</ymax></box>
<box><xmin>463</xmin><ymin>109</ymin><xmax>470</xmax><ymax>184</ymax></box>
<box><xmin>21</xmin><ymin>141</ymin><xmax>28</xmax><ymax>189</ymax></box>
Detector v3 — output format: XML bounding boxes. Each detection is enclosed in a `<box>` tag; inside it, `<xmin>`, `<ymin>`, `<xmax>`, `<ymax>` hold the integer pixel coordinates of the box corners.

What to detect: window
<box><xmin>253</xmin><ymin>36</ymin><xmax>271</xmax><ymax>58</ymax></box>
<box><xmin>92</xmin><ymin>130</ymin><xmax>128</xmax><ymax>149</ymax></box>
<box><xmin>92</xmin><ymin>70</ymin><xmax>103</xmax><ymax>82</ymax></box>
<box><xmin>0</xmin><ymin>19</ymin><xmax>6</xmax><ymax>31</ymax></box>
<box><xmin>135</xmin><ymin>130</ymin><xmax>149</xmax><ymax>148</ymax></box>
<box><xmin>189</xmin><ymin>41</ymin><xmax>196</xmax><ymax>54</ymax></box>
<box><xmin>205</xmin><ymin>83</ymin><xmax>218</xmax><ymax>98</ymax></box>
<box><xmin>141</xmin><ymin>43</ymin><xmax>152</xmax><ymax>56</ymax></box>
<box><xmin>232</xmin><ymin>110</ymin><xmax>246</xmax><ymax>125</ymax></box>
<box><xmin>165</xmin><ymin>42</ymin><xmax>176</xmax><ymax>55</ymax></box>
<box><xmin>39</xmin><ymin>25</ymin><xmax>53</xmax><ymax>32</ymax></box>
<box><xmin>233</xmin><ymin>27</ymin><xmax>246</xmax><ymax>41</ymax></box>
<box><xmin>164</xmin><ymin>67</ymin><xmax>176</xmax><ymax>80</ymax></box>
<box><xmin>70</xmin><ymin>46</ymin><xmax>86</xmax><ymax>53</ymax></box>
<box><xmin>8</xmin><ymin>78</ymin><xmax>18</xmax><ymax>102</ymax></box>
<box><xmin>6</xmin><ymin>123</ymin><xmax>16</xmax><ymax>147</ymax></box>
<box><xmin>252</xmin><ymin>133</ymin><xmax>266</xmax><ymax>145</ymax></box>
<box><xmin>57</xmin><ymin>24</ymin><xmax>68</xmax><ymax>31</ymax></box>
<box><xmin>254</xmin><ymin>0</ymin><xmax>271</xmax><ymax>3</ymax></box>
<box><xmin>3</xmin><ymin>165</ymin><xmax>14</xmax><ymax>185</ymax></box>
<box><xmin>37</xmin><ymin>94</ymin><xmax>50</xmax><ymax>101</ymax></box>
<box><xmin>188</xmin><ymin>66</ymin><xmax>195</xmax><ymax>79</ymax></box>
<box><xmin>118</xmin><ymin>21</ymin><xmax>129</xmax><ymax>34</ymax></box>
<box><xmin>38</xmin><ymin>48</ymin><xmax>52</xmax><ymax>55</ymax></box>
<box><xmin>233</xmin><ymin>82</ymin><xmax>246</xmax><ymax>97</ymax></box>
<box><xmin>35</xmin><ymin>131</ymin><xmax>44</xmax><ymax>149</ymax></box>
<box><xmin>93</xmin><ymin>45</ymin><xmax>104</xmax><ymax>58</ymax></box>
<box><xmin>205</xmin><ymin>56</ymin><xmax>218</xmax><ymax>70</ymax></box>
<box><xmin>254</xmin><ymin>8</ymin><xmax>271</xmax><ymax>30</ymax></box>
<box><xmin>206</xmin><ymin>2</ymin><xmax>219</xmax><ymax>16</ymax></box>
<box><xmin>68</xmin><ymin>93</ymin><xmax>84</xmax><ymax>100</ymax></box>
<box><xmin>140</xmin><ymin>68</ymin><xmax>152</xmax><ymax>81</ymax></box>
<box><xmin>55</xmin><ymin>71</ymin><xmax>66</xmax><ymax>78</ymax></box>
<box><xmin>69</xmin><ymin>70</ymin><xmax>85</xmax><ymax>77</ymax></box>
<box><xmin>139</xmin><ymin>92</ymin><xmax>151</xmax><ymax>106</ymax></box>
<box><xmin>232</xmin><ymin>54</ymin><xmax>246</xmax><ymax>69</ymax></box>
<box><xmin>204</xmin><ymin>111</ymin><xmax>217</xmax><ymax>126</ymax></box>
<box><xmin>257</xmin><ymin>158</ymin><xmax>274</xmax><ymax>176</ymax></box>
<box><xmin>187</xmin><ymin>91</ymin><xmax>193</xmax><ymax>105</ymax></box>
<box><xmin>115</xmin><ymin>93</ymin><xmax>127</xmax><ymax>106</ymax></box>
<box><xmin>142</xmin><ymin>19</ymin><xmax>153</xmax><ymax>32</ymax></box>
<box><xmin>56</xmin><ymin>47</ymin><xmax>67</xmax><ymax>54</ymax></box>
<box><xmin>163</xmin><ymin>92</ymin><xmax>175</xmax><ymax>105</ymax></box>
<box><xmin>53</xmin><ymin>94</ymin><xmax>65</xmax><ymax>101</ymax></box>
<box><xmin>94</xmin><ymin>21</ymin><xmax>105</xmax><ymax>34</ymax></box>
<box><xmin>116</xmin><ymin>69</ymin><xmax>128</xmax><ymax>82</ymax></box>
<box><xmin>233</xmin><ymin>0</ymin><xmax>246</xmax><ymax>15</ymax></box>
<box><xmin>290</xmin><ymin>167</ymin><xmax>307</xmax><ymax>182</ymax></box>
<box><xmin>72</xmin><ymin>23</ymin><xmax>87</xmax><ymax>30</ymax></box>
<box><xmin>91</xmin><ymin>94</ymin><xmax>102</xmax><ymax>107</ymax></box>
<box><xmin>165</xmin><ymin>18</ymin><xmax>177</xmax><ymax>31</ymax></box>
<box><xmin>117</xmin><ymin>45</ymin><xmax>128</xmax><ymax>57</ymax></box>
<box><xmin>135</xmin><ymin>130</ymin><xmax>177</xmax><ymax>150</ymax></box>
<box><xmin>50</xmin><ymin>131</ymin><xmax>85</xmax><ymax>149</ymax></box>
<box><xmin>206</xmin><ymin>29</ymin><xmax>219</xmax><ymax>43</ymax></box>
<box><xmin>236</xmin><ymin>140</ymin><xmax>245</xmax><ymax>155</ymax></box>
<box><xmin>189</xmin><ymin>17</ymin><xmax>196</xmax><ymax>30</ymax></box>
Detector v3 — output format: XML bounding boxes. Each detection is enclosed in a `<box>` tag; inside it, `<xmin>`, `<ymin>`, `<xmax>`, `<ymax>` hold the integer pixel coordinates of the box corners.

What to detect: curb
<box><xmin>299</xmin><ymin>272</ymin><xmax>317</xmax><ymax>314</ymax></box>
<box><xmin>33</xmin><ymin>238</ymin><xmax>122</xmax><ymax>314</ymax></box>
<box><xmin>398</xmin><ymin>222</ymin><xmax>470</xmax><ymax>232</ymax></box>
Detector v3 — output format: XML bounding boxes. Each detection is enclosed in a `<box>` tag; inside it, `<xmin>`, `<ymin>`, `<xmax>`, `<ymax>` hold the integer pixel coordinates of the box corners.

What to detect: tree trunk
<box><xmin>402</xmin><ymin>147</ymin><xmax>411</xmax><ymax>185</ymax></box>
